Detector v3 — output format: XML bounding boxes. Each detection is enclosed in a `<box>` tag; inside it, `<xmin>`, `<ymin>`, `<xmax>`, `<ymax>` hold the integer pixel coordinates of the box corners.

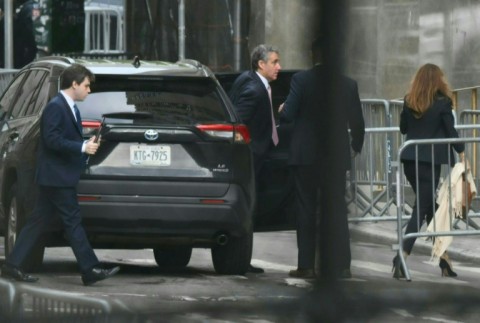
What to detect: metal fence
<box><xmin>394</xmin><ymin>136</ymin><xmax>480</xmax><ymax>281</ymax></box>
<box><xmin>349</xmin><ymin>98</ymin><xmax>480</xmax><ymax>281</ymax></box>
<box><xmin>0</xmin><ymin>278</ymin><xmax>136</xmax><ymax>322</ymax></box>
<box><xmin>84</xmin><ymin>4</ymin><xmax>126</xmax><ymax>54</ymax></box>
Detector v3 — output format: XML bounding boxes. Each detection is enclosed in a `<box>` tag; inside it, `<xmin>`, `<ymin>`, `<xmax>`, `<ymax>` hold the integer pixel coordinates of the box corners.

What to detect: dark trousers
<box><xmin>292</xmin><ymin>165</ymin><xmax>351</xmax><ymax>276</ymax></box>
<box><xmin>7</xmin><ymin>186</ymin><xmax>99</xmax><ymax>273</ymax></box>
<box><xmin>403</xmin><ymin>161</ymin><xmax>441</xmax><ymax>254</ymax></box>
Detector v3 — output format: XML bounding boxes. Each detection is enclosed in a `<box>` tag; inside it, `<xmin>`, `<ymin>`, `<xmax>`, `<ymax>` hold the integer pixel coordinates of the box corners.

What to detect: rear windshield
<box><xmin>77</xmin><ymin>76</ymin><xmax>229</xmax><ymax>125</ymax></box>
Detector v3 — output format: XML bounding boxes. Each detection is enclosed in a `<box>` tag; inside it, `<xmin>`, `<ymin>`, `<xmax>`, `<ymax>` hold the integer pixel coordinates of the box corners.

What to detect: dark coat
<box><xmin>280</xmin><ymin>65</ymin><xmax>365</xmax><ymax>170</ymax></box>
<box><xmin>228</xmin><ymin>70</ymin><xmax>274</xmax><ymax>157</ymax></box>
<box><xmin>400</xmin><ymin>95</ymin><xmax>464</xmax><ymax>166</ymax></box>
<box><xmin>35</xmin><ymin>93</ymin><xmax>86</xmax><ymax>187</ymax></box>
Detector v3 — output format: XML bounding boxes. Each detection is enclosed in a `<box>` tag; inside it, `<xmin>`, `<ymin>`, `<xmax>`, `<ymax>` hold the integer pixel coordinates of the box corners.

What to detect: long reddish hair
<box><xmin>405</xmin><ymin>63</ymin><xmax>453</xmax><ymax>117</ymax></box>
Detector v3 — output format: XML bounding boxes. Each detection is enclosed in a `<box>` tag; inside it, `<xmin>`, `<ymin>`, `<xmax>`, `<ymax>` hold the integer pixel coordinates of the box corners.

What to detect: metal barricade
<box><xmin>84</xmin><ymin>5</ymin><xmax>125</xmax><ymax>54</ymax></box>
<box><xmin>395</xmin><ymin>135</ymin><xmax>480</xmax><ymax>281</ymax></box>
<box><xmin>348</xmin><ymin>100</ymin><xmax>401</xmax><ymax>220</ymax></box>
<box><xmin>459</xmin><ymin>110</ymin><xmax>480</xmax><ymax>125</ymax></box>
<box><xmin>361</xmin><ymin>99</ymin><xmax>391</xmax><ymax>128</ymax></box>
<box><xmin>0</xmin><ymin>278</ymin><xmax>17</xmax><ymax>321</ymax></box>
<box><xmin>6</xmin><ymin>283</ymin><xmax>136</xmax><ymax>322</ymax></box>
<box><xmin>348</xmin><ymin>127</ymin><xmax>404</xmax><ymax>221</ymax></box>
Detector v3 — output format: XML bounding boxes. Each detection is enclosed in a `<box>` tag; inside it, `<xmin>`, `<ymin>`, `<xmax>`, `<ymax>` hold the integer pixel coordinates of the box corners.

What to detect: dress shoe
<box><xmin>289</xmin><ymin>268</ymin><xmax>315</xmax><ymax>279</ymax></box>
<box><xmin>1</xmin><ymin>264</ymin><xmax>38</xmax><ymax>283</ymax></box>
<box><xmin>82</xmin><ymin>266</ymin><xmax>120</xmax><ymax>286</ymax></box>
<box><xmin>247</xmin><ymin>264</ymin><xmax>264</xmax><ymax>274</ymax></box>
<box><xmin>439</xmin><ymin>258</ymin><xmax>457</xmax><ymax>277</ymax></box>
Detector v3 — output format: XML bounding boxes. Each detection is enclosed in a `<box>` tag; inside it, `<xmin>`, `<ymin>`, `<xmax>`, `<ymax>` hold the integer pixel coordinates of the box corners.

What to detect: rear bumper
<box><xmin>77</xmin><ymin>182</ymin><xmax>254</xmax><ymax>248</ymax></box>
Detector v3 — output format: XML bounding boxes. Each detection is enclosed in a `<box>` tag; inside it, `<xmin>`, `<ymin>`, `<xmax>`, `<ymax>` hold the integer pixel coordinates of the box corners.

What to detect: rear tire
<box><xmin>5</xmin><ymin>183</ymin><xmax>44</xmax><ymax>271</ymax></box>
<box><xmin>211</xmin><ymin>228</ymin><xmax>253</xmax><ymax>275</ymax></box>
<box><xmin>153</xmin><ymin>246</ymin><xmax>192</xmax><ymax>268</ymax></box>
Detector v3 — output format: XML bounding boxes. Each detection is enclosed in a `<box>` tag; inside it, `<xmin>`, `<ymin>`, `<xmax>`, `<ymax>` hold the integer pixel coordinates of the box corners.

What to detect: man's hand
<box><xmin>85</xmin><ymin>136</ymin><xmax>100</xmax><ymax>155</ymax></box>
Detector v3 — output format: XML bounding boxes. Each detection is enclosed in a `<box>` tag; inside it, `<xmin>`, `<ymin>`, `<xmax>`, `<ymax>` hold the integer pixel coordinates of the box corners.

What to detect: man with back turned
<box><xmin>280</xmin><ymin>36</ymin><xmax>365</xmax><ymax>280</ymax></box>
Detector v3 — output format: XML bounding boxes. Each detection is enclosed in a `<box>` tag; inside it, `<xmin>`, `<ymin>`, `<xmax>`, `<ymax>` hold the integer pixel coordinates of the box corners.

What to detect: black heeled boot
<box><xmin>392</xmin><ymin>255</ymin><xmax>405</xmax><ymax>279</ymax></box>
<box><xmin>439</xmin><ymin>258</ymin><xmax>457</xmax><ymax>277</ymax></box>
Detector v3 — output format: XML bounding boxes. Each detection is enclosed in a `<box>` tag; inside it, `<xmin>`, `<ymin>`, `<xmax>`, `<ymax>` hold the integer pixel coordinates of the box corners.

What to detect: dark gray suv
<box><xmin>0</xmin><ymin>57</ymin><xmax>256</xmax><ymax>275</ymax></box>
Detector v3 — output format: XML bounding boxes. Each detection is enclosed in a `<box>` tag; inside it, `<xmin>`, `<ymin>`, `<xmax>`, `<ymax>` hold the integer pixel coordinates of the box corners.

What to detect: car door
<box><xmin>216</xmin><ymin>70</ymin><xmax>299</xmax><ymax>231</ymax></box>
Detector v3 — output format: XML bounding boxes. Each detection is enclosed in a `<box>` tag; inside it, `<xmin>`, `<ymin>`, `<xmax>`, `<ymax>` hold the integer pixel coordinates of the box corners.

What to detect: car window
<box><xmin>78</xmin><ymin>77</ymin><xmax>228</xmax><ymax>125</ymax></box>
<box><xmin>0</xmin><ymin>71</ymin><xmax>28</xmax><ymax>121</ymax></box>
<box><xmin>9</xmin><ymin>69</ymin><xmax>49</xmax><ymax>119</ymax></box>
<box><xmin>23</xmin><ymin>71</ymin><xmax>50</xmax><ymax>116</ymax></box>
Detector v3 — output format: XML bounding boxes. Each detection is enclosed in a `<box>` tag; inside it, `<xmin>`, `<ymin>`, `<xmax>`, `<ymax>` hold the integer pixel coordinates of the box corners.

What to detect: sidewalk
<box><xmin>349</xmin><ymin>219</ymin><xmax>480</xmax><ymax>264</ymax></box>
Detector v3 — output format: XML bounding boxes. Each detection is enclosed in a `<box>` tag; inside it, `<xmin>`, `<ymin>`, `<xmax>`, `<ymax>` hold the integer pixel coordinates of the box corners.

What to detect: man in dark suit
<box><xmin>229</xmin><ymin>44</ymin><xmax>281</xmax><ymax>273</ymax></box>
<box><xmin>1</xmin><ymin>64</ymin><xmax>120</xmax><ymax>286</ymax></box>
<box><xmin>279</xmin><ymin>37</ymin><xmax>365</xmax><ymax>279</ymax></box>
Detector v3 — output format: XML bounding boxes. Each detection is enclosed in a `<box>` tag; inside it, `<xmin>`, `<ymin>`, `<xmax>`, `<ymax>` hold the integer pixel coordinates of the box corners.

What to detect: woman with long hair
<box><xmin>393</xmin><ymin>63</ymin><xmax>465</xmax><ymax>278</ymax></box>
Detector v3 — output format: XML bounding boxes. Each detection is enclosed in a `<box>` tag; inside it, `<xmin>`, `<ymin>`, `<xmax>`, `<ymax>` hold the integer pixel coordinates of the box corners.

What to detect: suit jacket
<box><xmin>229</xmin><ymin>70</ymin><xmax>274</xmax><ymax>157</ymax></box>
<box><xmin>35</xmin><ymin>93</ymin><xmax>86</xmax><ymax>187</ymax></box>
<box><xmin>280</xmin><ymin>65</ymin><xmax>365</xmax><ymax>170</ymax></box>
<box><xmin>400</xmin><ymin>95</ymin><xmax>464</xmax><ymax>166</ymax></box>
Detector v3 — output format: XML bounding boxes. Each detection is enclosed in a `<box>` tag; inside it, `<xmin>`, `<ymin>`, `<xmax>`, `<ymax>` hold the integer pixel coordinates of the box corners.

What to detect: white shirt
<box><xmin>60</xmin><ymin>91</ymin><xmax>86</xmax><ymax>153</ymax></box>
<box><xmin>255</xmin><ymin>72</ymin><xmax>270</xmax><ymax>92</ymax></box>
<box><xmin>60</xmin><ymin>91</ymin><xmax>77</xmax><ymax>120</ymax></box>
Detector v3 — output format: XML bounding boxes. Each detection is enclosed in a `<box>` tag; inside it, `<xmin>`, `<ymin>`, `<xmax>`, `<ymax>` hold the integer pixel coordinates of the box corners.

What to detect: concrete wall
<box><xmin>348</xmin><ymin>0</ymin><xmax>480</xmax><ymax>101</ymax></box>
<box><xmin>249</xmin><ymin>0</ymin><xmax>320</xmax><ymax>70</ymax></box>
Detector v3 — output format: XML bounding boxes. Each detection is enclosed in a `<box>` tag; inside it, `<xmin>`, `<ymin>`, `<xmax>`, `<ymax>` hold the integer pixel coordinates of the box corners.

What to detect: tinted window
<box><xmin>10</xmin><ymin>70</ymin><xmax>49</xmax><ymax>118</ymax></box>
<box><xmin>0</xmin><ymin>71</ymin><xmax>28</xmax><ymax>120</ymax></box>
<box><xmin>23</xmin><ymin>71</ymin><xmax>50</xmax><ymax>116</ymax></box>
<box><xmin>78</xmin><ymin>77</ymin><xmax>228</xmax><ymax>125</ymax></box>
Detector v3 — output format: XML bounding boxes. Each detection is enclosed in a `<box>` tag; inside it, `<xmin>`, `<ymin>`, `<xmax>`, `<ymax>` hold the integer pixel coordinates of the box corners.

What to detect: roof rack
<box><xmin>35</xmin><ymin>56</ymin><xmax>76</xmax><ymax>64</ymax></box>
<box><xmin>176</xmin><ymin>59</ymin><xmax>215</xmax><ymax>77</ymax></box>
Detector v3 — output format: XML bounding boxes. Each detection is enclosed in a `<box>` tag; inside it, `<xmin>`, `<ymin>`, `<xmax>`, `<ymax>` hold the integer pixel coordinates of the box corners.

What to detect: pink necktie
<box><xmin>268</xmin><ymin>86</ymin><xmax>279</xmax><ymax>146</ymax></box>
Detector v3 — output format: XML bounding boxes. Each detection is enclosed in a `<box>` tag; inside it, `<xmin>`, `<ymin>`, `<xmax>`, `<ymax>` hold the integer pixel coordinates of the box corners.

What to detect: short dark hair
<box><xmin>60</xmin><ymin>64</ymin><xmax>95</xmax><ymax>90</ymax></box>
<box><xmin>250</xmin><ymin>44</ymin><xmax>279</xmax><ymax>70</ymax></box>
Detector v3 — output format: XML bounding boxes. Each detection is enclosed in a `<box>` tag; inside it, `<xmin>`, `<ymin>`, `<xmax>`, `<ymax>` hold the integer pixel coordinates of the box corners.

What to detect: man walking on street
<box><xmin>1</xmin><ymin>64</ymin><xmax>120</xmax><ymax>286</ymax></box>
<box><xmin>229</xmin><ymin>44</ymin><xmax>282</xmax><ymax>273</ymax></box>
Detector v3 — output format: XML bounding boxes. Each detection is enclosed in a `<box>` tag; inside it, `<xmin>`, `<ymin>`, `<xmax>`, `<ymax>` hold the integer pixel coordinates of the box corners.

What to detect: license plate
<box><xmin>130</xmin><ymin>145</ymin><xmax>171</xmax><ymax>166</ymax></box>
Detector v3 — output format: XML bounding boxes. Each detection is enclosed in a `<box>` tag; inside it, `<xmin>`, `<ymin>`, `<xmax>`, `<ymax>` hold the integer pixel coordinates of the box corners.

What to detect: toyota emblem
<box><xmin>144</xmin><ymin>130</ymin><xmax>159</xmax><ymax>141</ymax></box>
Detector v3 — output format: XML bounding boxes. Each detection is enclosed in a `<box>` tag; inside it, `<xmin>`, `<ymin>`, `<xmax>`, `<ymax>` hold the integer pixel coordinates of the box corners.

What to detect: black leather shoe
<box><xmin>1</xmin><ymin>264</ymin><xmax>38</xmax><ymax>283</ymax></box>
<box><xmin>247</xmin><ymin>264</ymin><xmax>264</xmax><ymax>274</ymax></box>
<box><xmin>289</xmin><ymin>268</ymin><xmax>315</xmax><ymax>279</ymax></box>
<box><xmin>82</xmin><ymin>266</ymin><xmax>120</xmax><ymax>286</ymax></box>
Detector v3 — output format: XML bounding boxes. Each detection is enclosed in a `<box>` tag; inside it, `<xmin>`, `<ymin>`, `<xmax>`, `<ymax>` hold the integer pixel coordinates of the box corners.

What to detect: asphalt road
<box><xmin>2</xmin><ymin>231</ymin><xmax>480</xmax><ymax>322</ymax></box>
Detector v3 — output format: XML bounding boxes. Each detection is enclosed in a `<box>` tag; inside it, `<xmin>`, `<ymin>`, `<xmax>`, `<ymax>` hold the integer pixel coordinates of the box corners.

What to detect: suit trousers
<box><xmin>292</xmin><ymin>165</ymin><xmax>351</xmax><ymax>276</ymax></box>
<box><xmin>402</xmin><ymin>161</ymin><xmax>441</xmax><ymax>254</ymax></box>
<box><xmin>7</xmin><ymin>186</ymin><xmax>99</xmax><ymax>273</ymax></box>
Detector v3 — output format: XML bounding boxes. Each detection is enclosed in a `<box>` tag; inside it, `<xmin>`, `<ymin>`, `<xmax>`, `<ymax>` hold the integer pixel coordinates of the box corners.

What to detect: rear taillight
<box><xmin>82</xmin><ymin>120</ymin><xmax>101</xmax><ymax>137</ymax></box>
<box><xmin>196</xmin><ymin>124</ymin><xmax>251</xmax><ymax>144</ymax></box>
<box><xmin>77</xmin><ymin>195</ymin><xmax>101</xmax><ymax>202</ymax></box>
<box><xmin>233</xmin><ymin>124</ymin><xmax>251</xmax><ymax>144</ymax></box>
